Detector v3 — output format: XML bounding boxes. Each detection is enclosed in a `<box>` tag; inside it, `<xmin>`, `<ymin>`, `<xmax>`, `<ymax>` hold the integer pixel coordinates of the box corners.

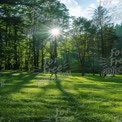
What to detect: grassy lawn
<box><xmin>0</xmin><ymin>72</ymin><xmax>122</xmax><ymax>122</ymax></box>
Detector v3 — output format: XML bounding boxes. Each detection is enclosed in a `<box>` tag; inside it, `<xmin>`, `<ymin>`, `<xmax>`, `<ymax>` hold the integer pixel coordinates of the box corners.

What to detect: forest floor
<box><xmin>0</xmin><ymin>71</ymin><xmax>122</xmax><ymax>122</ymax></box>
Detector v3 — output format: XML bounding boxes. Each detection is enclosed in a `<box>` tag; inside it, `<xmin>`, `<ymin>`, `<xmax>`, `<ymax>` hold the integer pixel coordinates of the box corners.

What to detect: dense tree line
<box><xmin>0</xmin><ymin>0</ymin><xmax>121</xmax><ymax>75</ymax></box>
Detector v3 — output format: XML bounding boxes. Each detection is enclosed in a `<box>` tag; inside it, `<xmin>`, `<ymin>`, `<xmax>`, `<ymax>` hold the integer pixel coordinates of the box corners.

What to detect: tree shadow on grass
<box><xmin>0</xmin><ymin>72</ymin><xmax>38</xmax><ymax>95</ymax></box>
<box><xmin>0</xmin><ymin>73</ymin><xmax>121</xmax><ymax>121</ymax></box>
<box><xmin>46</xmin><ymin>79</ymin><xmax>118</xmax><ymax>121</ymax></box>
<box><xmin>54</xmin><ymin>80</ymin><xmax>83</xmax><ymax>119</ymax></box>
<box><xmin>55</xmin><ymin>79</ymin><xmax>77</xmax><ymax>103</ymax></box>
<box><xmin>30</xmin><ymin>78</ymin><xmax>82</xmax><ymax>121</ymax></box>
<box><xmin>85</xmin><ymin>75</ymin><xmax>122</xmax><ymax>84</ymax></box>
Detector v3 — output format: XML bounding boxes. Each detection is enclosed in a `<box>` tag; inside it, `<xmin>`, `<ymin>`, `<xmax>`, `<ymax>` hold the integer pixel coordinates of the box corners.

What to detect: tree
<box><xmin>72</xmin><ymin>17</ymin><xmax>96</xmax><ymax>75</ymax></box>
<box><xmin>92</xmin><ymin>6</ymin><xmax>118</xmax><ymax>76</ymax></box>
<box><xmin>92</xmin><ymin>6</ymin><xmax>111</xmax><ymax>58</ymax></box>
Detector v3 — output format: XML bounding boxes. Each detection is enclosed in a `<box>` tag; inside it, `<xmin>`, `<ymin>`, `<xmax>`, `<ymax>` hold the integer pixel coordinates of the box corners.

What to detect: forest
<box><xmin>0</xmin><ymin>0</ymin><xmax>122</xmax><ymax>76</ymax></box>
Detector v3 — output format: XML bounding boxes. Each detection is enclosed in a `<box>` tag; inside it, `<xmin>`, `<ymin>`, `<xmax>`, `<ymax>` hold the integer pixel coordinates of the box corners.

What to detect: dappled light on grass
<box><xmin>0</xmin><ymin>72</ymin><xmax>122</xmax><ymax>121</ymax></box>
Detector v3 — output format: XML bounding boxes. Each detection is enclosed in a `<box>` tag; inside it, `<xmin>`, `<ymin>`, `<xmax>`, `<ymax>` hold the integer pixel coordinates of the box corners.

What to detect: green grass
<box><xmin>0</xmin><ymin>72</ymin><xmax>122</xmax><ymax>122</ymax></box>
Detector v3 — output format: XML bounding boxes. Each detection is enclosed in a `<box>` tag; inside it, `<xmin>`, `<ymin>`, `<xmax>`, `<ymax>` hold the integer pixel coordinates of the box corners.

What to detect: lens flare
<box><xmin>50</xmin><ymin>28</ymin><xmax>60</xmax><ymax>37</ymax></box>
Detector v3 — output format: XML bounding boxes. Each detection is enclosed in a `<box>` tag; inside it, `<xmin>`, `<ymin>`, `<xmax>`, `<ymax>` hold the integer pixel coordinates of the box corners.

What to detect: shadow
<box><xmin>0</xmin><ymin>72</ymin><xmax>38</xmax><ymax>94</ymax></box>
<box><xmin>85</xmin><ymin>74</ymin><xmax>122</xmax><ymax>84</ymax></box>
<box><xmin>29</xmin><ymin>78</ymin><xmax>82</xmax><ymax>121</ymax></box>
<box><xmin>0</xmin><ymin>72</ymin><xmax>122</xmax><ymax>121</ymax></box>
<box><xmin>53</xmin><ymin>80</ymin><xmax>83</xmax><ymax>120</ymax></box>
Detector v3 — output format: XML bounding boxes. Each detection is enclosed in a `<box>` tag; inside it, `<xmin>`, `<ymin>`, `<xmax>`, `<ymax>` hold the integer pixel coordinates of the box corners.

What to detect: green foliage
<box><xmin>115</xmin><ymin>24</ymin><xmax>122</xmax><ymax>49</ymax></box>
<box><xmin>0</xmin><ymin>0</ymin><xmax>70</xmax><ymax>71</ymax></box>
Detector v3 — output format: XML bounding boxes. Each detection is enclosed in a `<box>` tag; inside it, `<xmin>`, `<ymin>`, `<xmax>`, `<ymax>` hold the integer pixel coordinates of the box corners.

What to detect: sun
<box><xmin>50</xmin><ymin>28</ymin><xmax>60</xmax><ymax>37</ymax></box>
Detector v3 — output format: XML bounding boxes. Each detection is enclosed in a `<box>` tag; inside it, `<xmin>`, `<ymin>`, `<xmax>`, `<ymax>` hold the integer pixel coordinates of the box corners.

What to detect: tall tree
<box><xmin>92</xmin><ymin>6</ymin><xmax>111</xmax><ymax>57</ymax></box>
<box><xmin>72</xmin><ymin>17</ymin><xmax>96</xmax><ymax>75</ymax></box>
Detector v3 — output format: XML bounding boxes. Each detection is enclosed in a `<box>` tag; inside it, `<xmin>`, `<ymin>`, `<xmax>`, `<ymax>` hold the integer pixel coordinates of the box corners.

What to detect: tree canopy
<box><xmin>0</xmin><ymin>1</ymin><xmax>121</xmax><ymax>75</ymax></box>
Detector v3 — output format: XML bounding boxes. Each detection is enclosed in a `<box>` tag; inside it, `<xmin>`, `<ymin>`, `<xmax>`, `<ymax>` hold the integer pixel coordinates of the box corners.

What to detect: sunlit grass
<box><xmin>0</xmin><ymin>72</ymin><xmax>122</xmax><ymax>121</ymax></box>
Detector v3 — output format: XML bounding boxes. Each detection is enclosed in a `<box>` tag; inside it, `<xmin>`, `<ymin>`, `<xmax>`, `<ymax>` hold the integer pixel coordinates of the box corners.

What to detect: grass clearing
<box><xmin>0</xmin><ymin>72</ymin><xmax>122</xmax><ymax>122</ymax></box>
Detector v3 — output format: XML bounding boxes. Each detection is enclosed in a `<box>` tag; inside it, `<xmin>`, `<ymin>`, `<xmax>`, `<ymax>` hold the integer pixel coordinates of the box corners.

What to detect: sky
<box><xmin>59</xmin><ymin>0</ymin><xmax>97</xmax><ymax>19</ymax></box>
<box><xmin>59</xmin><ymin>0</ymin><xmax>122</xmax><ymax>23</ymax></box>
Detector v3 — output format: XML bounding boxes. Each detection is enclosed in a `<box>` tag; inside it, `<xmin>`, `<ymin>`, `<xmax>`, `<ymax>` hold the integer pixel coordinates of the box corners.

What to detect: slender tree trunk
<box><xmin>14</xmin><ymin>26</ymin><xmax>19</xmax><ymax>70</ymax></box>
<box><xmin>41</xmin><ymin>46</ymin><xmax>44</xmax><ymax>72</ymax></box>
